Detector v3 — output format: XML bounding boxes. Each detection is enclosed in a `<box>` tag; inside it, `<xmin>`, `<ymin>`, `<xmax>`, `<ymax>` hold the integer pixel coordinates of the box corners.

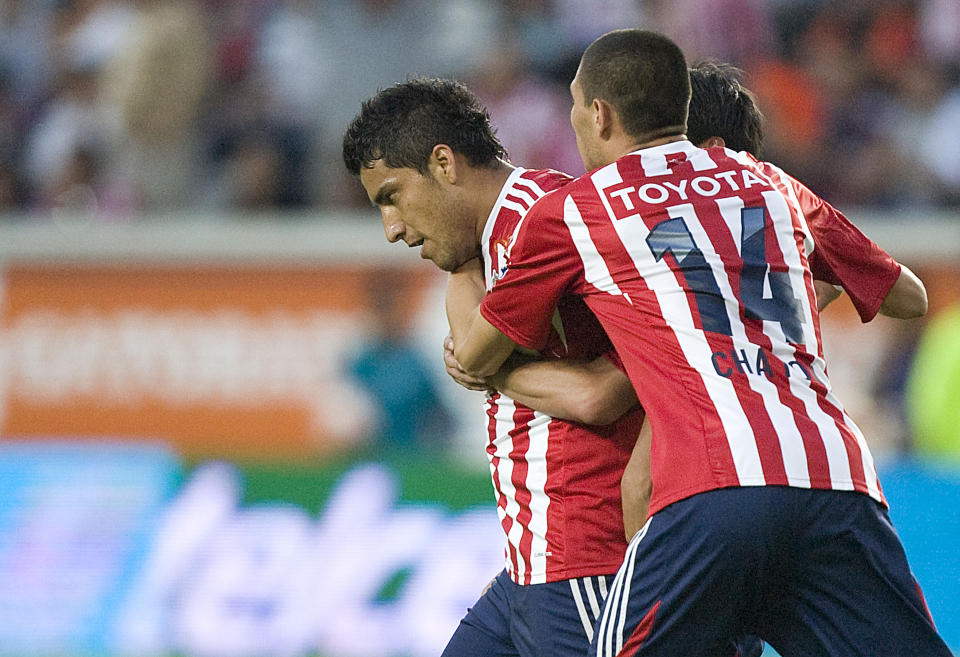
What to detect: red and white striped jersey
<box><xmin>481</xmin><ymin>142</ymin><xmax>886</xmax><ymax>518</ymax></box>
<box><xmin>755</xmin><ymin>157</ymin><xmax>901</xmax><ymax>323</ymax></box>
<box><xmin>480</xmin><ymin>167</ymin><xmax>645</xmax><ymax>585</ymax></box>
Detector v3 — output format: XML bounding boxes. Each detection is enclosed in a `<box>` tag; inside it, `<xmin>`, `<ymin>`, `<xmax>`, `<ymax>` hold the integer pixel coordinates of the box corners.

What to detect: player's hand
<box><xmin>444</xmin><ymin>335</ymin><xmax>489</xmax><ymax>391</ymax></box>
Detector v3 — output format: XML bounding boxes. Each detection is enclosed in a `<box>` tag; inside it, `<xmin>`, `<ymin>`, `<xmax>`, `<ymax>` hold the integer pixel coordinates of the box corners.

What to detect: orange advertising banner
<box><xmin>1</xmin><ymin>263</ymin><xmax>441</xmax><ymax>460</ymax></box>
<box><xmin>2</xmin><ymin>254</ymin><xmax>957</xmax><ymax>462</ymax></box>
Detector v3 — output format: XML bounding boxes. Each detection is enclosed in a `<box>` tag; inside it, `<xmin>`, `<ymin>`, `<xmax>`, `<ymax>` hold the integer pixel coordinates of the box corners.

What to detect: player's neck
<box><xmin>617</xmin><ymin>126</ymin><xmax>688</xmax><ymax>160</ymax></box>
<box><xmin>471</xmin><ymin>159</ymin><xmax>516</xmax><ymax>242</ymax></box>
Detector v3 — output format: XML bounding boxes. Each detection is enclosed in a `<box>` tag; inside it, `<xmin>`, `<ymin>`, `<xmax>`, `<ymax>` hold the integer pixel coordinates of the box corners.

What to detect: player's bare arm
<box><xmin>444</xmin><ymin>258</ymin><xmax>638</xmax><ymax>424</ymax></box>
<box><xmin>452</xmin><ymin>309</ymin><xmax>516</xmax><ymax>378</ymax></box>
<box><xmin>879</xmin><ymin>264</ymin><xmax>927</xmax><ymax>318</ymax></box>
<box><xmin>445</xmin><ymin>257</ymin><xmax>487</xmax><ymax>344</ymax></box>
<box><xmin>487</xmin><ymin>351</ymin><xmax>637</xmax><ymax>425</ymax></box>
<box><xmin>621</xmin><ymin>419</ymin><xmax>653</xmax><ymax>540</ymax></box>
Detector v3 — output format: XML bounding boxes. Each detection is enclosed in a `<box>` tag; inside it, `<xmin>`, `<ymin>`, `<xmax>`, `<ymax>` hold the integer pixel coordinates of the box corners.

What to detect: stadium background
<box><xmin>0</xmin><ymin>1</ymin><xmax>958</xmax><ymax>655</ymax></box>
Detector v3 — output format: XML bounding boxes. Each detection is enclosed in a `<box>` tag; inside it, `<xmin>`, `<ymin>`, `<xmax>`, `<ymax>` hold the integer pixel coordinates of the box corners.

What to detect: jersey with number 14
<box><xmin>481</xmin><ymin>141</ymin><xmax>884</xmax><ymax>518</ymax></box>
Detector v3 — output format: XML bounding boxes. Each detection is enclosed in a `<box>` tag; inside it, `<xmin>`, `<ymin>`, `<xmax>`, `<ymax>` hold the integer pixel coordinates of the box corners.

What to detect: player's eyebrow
<box><xmin>372</xmin><ymin>181</ymin><xmax>397</xmax><ymax>207</ymax></box>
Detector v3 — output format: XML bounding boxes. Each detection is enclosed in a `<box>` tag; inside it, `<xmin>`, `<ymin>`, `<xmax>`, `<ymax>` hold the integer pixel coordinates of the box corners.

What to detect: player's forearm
<box><xmin>879</xmin><ymin>264</ymin><xmax>927</xmax><ymax>319</ymax></box>
<box><xmin>446</xmin><ymin>258</ymin><xmax>487</xmax><ymax>342</ymax></box>
<box><xmin>488</xmin><ymin>355</ymin><xmax>638</xmax><ymax>425</ymax></box>
<box><xmin>453</xmin><ymin>310</ymin><xmax>517</xmax><ymax>378</ymax></box>
<box><xmin>621</xmin><ymin>419</ymin><xmax>653</xmax><ymax>540</ymax></box>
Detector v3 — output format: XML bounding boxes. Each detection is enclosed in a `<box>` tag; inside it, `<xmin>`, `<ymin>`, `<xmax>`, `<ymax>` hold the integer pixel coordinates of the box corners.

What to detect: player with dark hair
<box><xmin>452</xmin><ymin>29</ymin><xmax>951</xmax><ymax>657</ymax></box>
<box><xmin>687</xmin><ymin>61</ymin><xmax>764</xmax><ymax>155</ymax></box>
<box><xmin>687</xmin><ymin>60</ymin><xmax>925</xmax><ymax>320</ymax></box>
<box><xmin>343</xmin><ymin>78</ymin><xmax>507</xmax><ymax>178</ymax></box>
<box><xmin>446</xmin><ymin>58</ymin><xmax>926</xmax><ymax>541</ymax></box>
<box><xmin>344</xmin><ymin>76</ymin><xmax>647</xmax><ymax>657</ymax></box>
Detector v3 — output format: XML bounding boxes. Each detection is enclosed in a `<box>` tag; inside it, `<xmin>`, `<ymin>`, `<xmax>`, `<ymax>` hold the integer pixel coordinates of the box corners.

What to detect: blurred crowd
<box><xmin>1</xmin><ymin>0</ymin><xmax>960</xmax><ymax>219</ymax></box>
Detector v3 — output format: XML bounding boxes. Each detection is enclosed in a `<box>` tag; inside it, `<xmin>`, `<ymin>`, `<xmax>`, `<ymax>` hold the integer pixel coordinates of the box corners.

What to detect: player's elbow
<box><xmin>570</xmin><ymin>391</ymin><xmax>624</xmax><ymax>425</ymax></box>
<box><xmin>881</xmin><ymin>267</ymin><xmax>928</xmax><ymax>319</ymax></box>
<box><xmin>569</xmin><ymin>380</ymin><xmax>635</xmax><ymax>425</ymax></box>
<box><xmin>897</xmin><ymin>289</ymin><xmax>928</xmax><ymax>318</ymax></box>
<box><xmin>455</xmin><ymin>350</ymin><xmax>500</xmax><ymax>379</ymax></box>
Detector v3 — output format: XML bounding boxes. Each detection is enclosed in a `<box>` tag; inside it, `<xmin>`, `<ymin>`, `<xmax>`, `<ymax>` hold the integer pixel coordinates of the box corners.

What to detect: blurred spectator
<box><xmin>648</xmin><ymin>0</ymin><xmax>773</xmax><ymax>65</ymax></box>
<box><xmin>349</xmin><ymin>273</ymin><xmax>454</xmax><ymax>451</ymax></box>
<box><xmin>470</xmin><ymin>38</ymin><xmax>583</xmax><ymax>175</ymax></box>
<box><xmin>23</xmin><ymin>65</ymin><xmax>113</xmax><ymax>212</ymax></box>
<box><xmin>204</xmin><ymin>123</ymin><xmax>310</xmax><ymax>210</ymax></box>
<box><xmin>102</xmin><ymin>0</ymin><xmax>210</xmax><ymax>212</ymax></box>
<box><xmin>0</xmin><ymin>0</ymin><xmax>959</xmax><ymax>211</ymax></box>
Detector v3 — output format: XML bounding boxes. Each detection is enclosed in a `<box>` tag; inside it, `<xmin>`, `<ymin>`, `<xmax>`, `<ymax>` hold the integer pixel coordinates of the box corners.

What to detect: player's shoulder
<box><xmin>518</xmin><ymin>168</ymin><xmax>573</xmax><ymax>194</ymax></box>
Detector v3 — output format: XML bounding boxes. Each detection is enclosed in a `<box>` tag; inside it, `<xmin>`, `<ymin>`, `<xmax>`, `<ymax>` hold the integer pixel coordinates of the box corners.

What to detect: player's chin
<box><xmin>431</xmin><ymin>251</ymin><xmax>462</xmax><ymax>273</ymax></box>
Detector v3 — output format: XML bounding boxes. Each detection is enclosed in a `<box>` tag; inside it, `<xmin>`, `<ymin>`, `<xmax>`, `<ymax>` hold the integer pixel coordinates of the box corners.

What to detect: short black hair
<box><xmin>688</xmin><ymin>61</ymin><xmax>764</xmax><ymax>155</ymax></box>
<box><xmin>342</xmin><ymin>77</ymin><xmax>507</xmax><ymax>176</ymax></box>
<box><xmin>578</xmin><ymin>29</ymin><xmax>690</xmax><ymax>141</ymax></box>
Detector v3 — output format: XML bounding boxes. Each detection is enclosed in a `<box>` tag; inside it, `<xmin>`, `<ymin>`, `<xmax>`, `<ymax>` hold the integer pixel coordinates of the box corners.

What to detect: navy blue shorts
<box><xmin>442</xmin><ymin>569</ymin><xmax>763</xmax><ymax>657</ymax></box>
<box><xmin>592</xmin><ymin>486</ymin><xmax>953</xmax><ymax>657</ymax></box>
<box><xmin>441</xmin><ymin>569</ymin><xmax>613</xmax><ymax>657</ymax></box>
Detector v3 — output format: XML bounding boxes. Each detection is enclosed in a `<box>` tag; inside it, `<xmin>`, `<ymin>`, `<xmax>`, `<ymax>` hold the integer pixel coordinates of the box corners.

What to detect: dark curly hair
<box><xmin>342</xmin><ymin>77</ymin><xmax>507</xmax><ymax>176</ymax></box>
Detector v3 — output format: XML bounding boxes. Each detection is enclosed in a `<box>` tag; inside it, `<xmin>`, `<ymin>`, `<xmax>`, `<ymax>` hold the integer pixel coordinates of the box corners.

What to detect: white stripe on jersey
<box><xmin>638</xmin><ymin>144</ymin><xmax>718</xmax><ymax>176</ymax></box>
<box><xmin>750</xmin><ymin>157</ymin><xmax>816</xmax><ymax>258</ymax></box>
<box><xmin>587</xmin><ymin>164</ymin><xmax>763</xmax><ymax>484</ymax></box>
<box><xmin>755</xmin><ymin>180</ymin><xmax>880</xmax><ymax>499</ymax></box>
<box><xmin>760</xmin><ymin>190</ymin><xmax>819</xmax><ymax>350</ymax></box>
<box><xmin>482</xmin><ymin>167</ymin><xmax>571</xmax><ymax>583</ymax></box>
<box><xmin>501</xmin><ymin>199</ymin><xmax>531</xmax><ymax>216</ymax></box>
<box><xmin>491</xmin><ymin>395</ymin><xmax>525</xmax><ymax>580</ymax></box>
<box><xmin>762</xmin><ymin>189</ymin><xmax>873</xmax><ymax>490</ymax></box>
<box><xmin>811</xmin><ymin>358</ymin><xmax>883</xmax><ymax>500</ymax></box>
<box><xmin>505</xmin><ymin>179</ymin><xmax>552</xmax><ymax>263</ymax></box>
<box><xmin>506</xmin><ymin>184</ymin><xmax>539</xmax><ymax>209</ymax></box>
<box><xmin>562</xmin><ymin>191</ymin><xmax>624</xmax><ymax>298</ymax></box>
<box><xmin>525</xmin><ymin>411</ymin><xmax>552</xmax><ymax>584</ymax></box>
<box><xmin>710</xmin><ymin>196</ymin><xmax>811</xmax><ymax>487</ymax></box>
<box><xmin>514</xmin><ymin>174</ymin><xmax>551</xmax><ymax>198</ymax></box>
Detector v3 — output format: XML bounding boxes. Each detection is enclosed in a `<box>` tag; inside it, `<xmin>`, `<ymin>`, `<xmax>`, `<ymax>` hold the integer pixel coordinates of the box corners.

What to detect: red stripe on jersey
<box><xmin>486</xmin><ymin>392</ymin><xmax>521</xmax><ymax>578</ymax></box>
<box><xmin>480</xmin><ymin>143</ymin><xmax>887</xmax><ymax>515</ymax></box>
<box><xmin>509</xmin><ymin>405</ymin><xmax>536</xmax><ymax>585</ymax></box>
<box><xmin>505</xmin><ymin>193</ymin><xmax>531</xmax><ymax>210</ymax></box>
<box><xmin>573</xmin><ymin>177</ymin><xmax>741</xmax><ymax>493</ymax></box>
<box><xmin>480</xmin><ymin>167</ymin><xmax>642</xmax><ymax>584</ymax></box>
<box><xmin>811</xmin><ymin>375</ymin><xmax>870</xmax><ymax>495</ymax></box>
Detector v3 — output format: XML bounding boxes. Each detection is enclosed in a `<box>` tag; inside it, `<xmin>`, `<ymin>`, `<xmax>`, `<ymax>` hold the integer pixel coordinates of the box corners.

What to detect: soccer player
<box><xmin>452</xmin><ymin>29</ymin><xmax>952</xmax><ymax>657</ymax></box>
<box><xmin>686</xmin><ymin>60</ymin><xmax>927</xmax><ymax>321</ymax></box>
<box><xmin>342</xmin><ymin>78</ymin><xmax>646</xmax><ymax>657</ymax></box>
<box><xmin>445</xmin><ymin>59</ymin><xmax>928</xmax><ymax>540</ymax></box>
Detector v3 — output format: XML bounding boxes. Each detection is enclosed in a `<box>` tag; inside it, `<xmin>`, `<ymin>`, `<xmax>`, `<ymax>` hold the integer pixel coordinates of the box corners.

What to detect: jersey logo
<box><xmin>492</xmin><ymin>238</ymin><xmax>511</xmax><ymax>283</ymax></box>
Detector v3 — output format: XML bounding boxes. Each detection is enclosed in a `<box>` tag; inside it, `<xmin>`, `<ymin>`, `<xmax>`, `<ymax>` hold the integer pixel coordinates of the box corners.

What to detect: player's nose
<box><xmin>382</xmin><ymin>215</ymin><xmax>405</xmax><ymax>243</ymax></box>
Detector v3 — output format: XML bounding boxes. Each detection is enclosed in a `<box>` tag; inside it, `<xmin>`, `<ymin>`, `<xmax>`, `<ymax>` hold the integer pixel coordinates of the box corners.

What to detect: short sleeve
<box><xmin>480</xmin><ymin>192</ymin><xmax>582</xmax><ymax>351</ymax></box>
<box><xmin>793</xmin><ymin>178</ymin><xmax>901</xmax><ymax>322</ymax></box>
<box><xmin>602</xmin><ymin>349</ymin><xmax>627</xmax><ymax>373</ymax></box>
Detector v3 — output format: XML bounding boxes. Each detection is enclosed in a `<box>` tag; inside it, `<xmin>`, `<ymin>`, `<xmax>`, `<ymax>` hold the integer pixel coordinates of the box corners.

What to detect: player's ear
<box><xmin>701</xmin><ymin>136</ymin><xmax>726</xmax><ymax>149</ymax></box>
<box><xmin>594</xmin><ymin>98</ymin><xmax>615</xmax><ymax>139</ymax></box>
<box><xmin>429</xmin><ymin>144</ymin><xmax>458</xmax><ymax>184</ymax></box>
